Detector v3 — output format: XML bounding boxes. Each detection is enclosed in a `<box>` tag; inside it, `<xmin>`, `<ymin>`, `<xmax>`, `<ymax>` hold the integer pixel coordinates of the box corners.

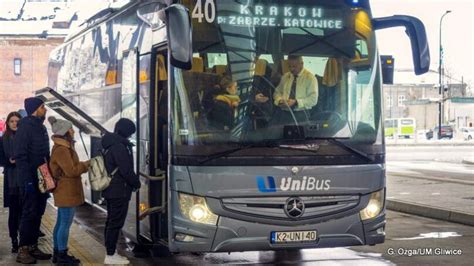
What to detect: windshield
<box><xmin>172</xmin><ymin>0</ymin><xmax>382</xmax><ymax>159</ymax></box>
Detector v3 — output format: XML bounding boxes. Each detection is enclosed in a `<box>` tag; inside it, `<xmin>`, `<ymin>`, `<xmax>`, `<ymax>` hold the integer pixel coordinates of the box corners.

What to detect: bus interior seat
<box><xmin>281</xmin><ymin>59</ymin><xmax>289</xmax><ymax>74</ymax></box>
<box><xmin>212</xmin><ymin>65</ymin><xmax>228</xmax><ymax>76</ymax></box>
<box><xmin>254</xmin><ymin>59</ymin><xmax>268</xmax><ymax>77</ymax></box>
<box><xmin>191</xmin><ymin>57</ymin><xmax>204</xmax><ymax>73</ymax></box>
<box><xmin>312</xmin><ymin>58</ymin><xmax>340</xmax><ymax>116</ymax></box>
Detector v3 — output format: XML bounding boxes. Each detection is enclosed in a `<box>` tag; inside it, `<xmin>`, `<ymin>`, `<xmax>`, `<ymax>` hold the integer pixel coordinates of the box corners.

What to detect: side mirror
<box><xmin>380</xmin><ymin>55</ymin><xmax>394</xmax><ymax>84</ymax></box>
<box><xmin>159</xmin><ymin>4</ymin><xmax>192</xmax><ymax>70</ymax></box>
<box><xmin>372</xmin><ymin>15</ymin><xmax>430</xmax><ymax>75</ymax></box>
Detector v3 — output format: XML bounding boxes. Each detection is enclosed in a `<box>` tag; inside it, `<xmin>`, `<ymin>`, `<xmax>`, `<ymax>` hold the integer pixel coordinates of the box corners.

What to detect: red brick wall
<box><xmin>0</xmin><ymin>38</ymin><xmax>64</xmax><ymax>120</ymax></box>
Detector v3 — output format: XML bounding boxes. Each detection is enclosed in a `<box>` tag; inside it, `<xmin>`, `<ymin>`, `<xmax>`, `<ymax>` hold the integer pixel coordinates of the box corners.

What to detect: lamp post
<box><xmin>438</xmin><ymin>10</ymin><xmax>451</xmax><ymax>139</ymax></box>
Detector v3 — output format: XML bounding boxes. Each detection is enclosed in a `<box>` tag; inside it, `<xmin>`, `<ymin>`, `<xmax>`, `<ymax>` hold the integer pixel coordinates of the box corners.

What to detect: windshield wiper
<box><xmin>319</xmin><ymin>138</ymin><xmax>374</xmax><ymax>162</ymax></box>
<box><xmin>198</xmin><ymin>140</ymin><xmax>321</xmax><ymax>165</ymax></box>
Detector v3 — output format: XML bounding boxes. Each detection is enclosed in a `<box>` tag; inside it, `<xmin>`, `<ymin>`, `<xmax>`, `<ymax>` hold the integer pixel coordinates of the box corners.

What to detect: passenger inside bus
<box><xmin>271</xmin><ymin>55</ymin><xmax>318</xmax><ymax>125</ymax></box>
<box><xmin>203</xmin><ymin>76</ymin><xmax>240</xmax><ymax>131</ymax></box>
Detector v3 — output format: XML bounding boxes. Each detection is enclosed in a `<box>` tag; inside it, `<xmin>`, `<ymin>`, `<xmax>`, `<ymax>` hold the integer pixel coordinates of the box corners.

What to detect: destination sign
<box><xmin>192</xmin><ymin>1</ymin><xmax>345</xmax><ymax>29</ymax></box>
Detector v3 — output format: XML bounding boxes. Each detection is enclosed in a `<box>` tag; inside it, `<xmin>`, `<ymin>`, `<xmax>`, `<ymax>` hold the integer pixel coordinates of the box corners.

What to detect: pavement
<box><xmin>386</xmin><ymin>161</ymin><xmax>474</xmax><ymax>226</ymax></box>
<box><xmin>0</xmin><ymin>177</ymin><xmax>105</xmax><ymax>265</ymax></box>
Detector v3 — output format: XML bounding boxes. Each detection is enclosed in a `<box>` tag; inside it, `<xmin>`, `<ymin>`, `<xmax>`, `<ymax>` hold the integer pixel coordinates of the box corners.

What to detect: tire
<box><xmin>468</xmin><ymin>136</ymin><xmax>472</xmax><ymax>141</ymax></box>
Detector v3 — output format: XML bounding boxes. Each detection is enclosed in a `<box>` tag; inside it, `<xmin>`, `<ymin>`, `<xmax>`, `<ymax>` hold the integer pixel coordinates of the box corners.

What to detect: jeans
<box><xmin>53</xmin><ymin>207</ymin><xmax>76</xmax><ymax>251</ymax></box>
<box><xmin>104</xmin><ymin>198</ymin><xmax>129</xmax><ymax>255</ymax></box>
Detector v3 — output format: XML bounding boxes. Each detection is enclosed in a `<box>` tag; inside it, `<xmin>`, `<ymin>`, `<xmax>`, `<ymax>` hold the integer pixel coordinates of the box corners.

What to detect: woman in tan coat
<box><xmin>48</xmin><ymin>116</ymin><xmax>90</xmax><ymax>265</ymax></box>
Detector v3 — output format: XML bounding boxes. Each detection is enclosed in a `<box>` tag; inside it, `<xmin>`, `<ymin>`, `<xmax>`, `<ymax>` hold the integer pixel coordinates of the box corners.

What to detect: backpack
<box><xmin>88</xmin><ymin>149</ymin><xmax>118</xmax><ymax>191</ymax></box>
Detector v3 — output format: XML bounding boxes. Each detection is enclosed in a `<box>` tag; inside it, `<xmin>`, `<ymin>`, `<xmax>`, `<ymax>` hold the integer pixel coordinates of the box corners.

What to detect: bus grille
<box><xmin>221</xmin><ymin>195</ymin><xmax>360</xmax><ymax>220</ymax></box>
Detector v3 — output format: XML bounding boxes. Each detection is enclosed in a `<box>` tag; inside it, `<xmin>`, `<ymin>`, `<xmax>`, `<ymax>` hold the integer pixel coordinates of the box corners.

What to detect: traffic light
<box><xmin>381</xmin><ymin>55</ymin><xmax>394</xmax><ymax>84</ymax></box>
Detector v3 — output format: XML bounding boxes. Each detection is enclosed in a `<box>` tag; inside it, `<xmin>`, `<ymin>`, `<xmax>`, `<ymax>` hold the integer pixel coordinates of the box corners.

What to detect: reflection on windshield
<box><xmin>173</xmin><ymin>0</ymin><xmax>381</xmax><ymax>153</ymax></box>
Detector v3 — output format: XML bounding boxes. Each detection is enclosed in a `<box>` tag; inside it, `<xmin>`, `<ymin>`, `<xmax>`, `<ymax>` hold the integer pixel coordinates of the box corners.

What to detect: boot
<box><xmin>11</xmin><ymin>238</ymin><xmax>19</xmax><ymax>253</ymax></box>
<box><xmin>53</xmin><ymin>248</ymin><xmax>79</xmax><ymax>264</ymax></box>
<box><xmin>29</xmin><ymin>244</ymin><xmax>52</xmax><ymax>260</ymax></box>
<box><xmin>56</xmin><ymin>250</ymin><xmax>81</xmax><ymax>265</ymax></box>
<box><xmin>16</xmin><ymin>246</ymin><xmax>37</xmax><ymax>264</ymax></box>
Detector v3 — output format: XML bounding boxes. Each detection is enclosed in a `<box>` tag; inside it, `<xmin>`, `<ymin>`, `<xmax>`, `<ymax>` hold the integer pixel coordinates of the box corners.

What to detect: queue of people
<box><xmin>0</xmin><ymin>97</ymin><xmax>140</xmax><ymax>265</ymax></box>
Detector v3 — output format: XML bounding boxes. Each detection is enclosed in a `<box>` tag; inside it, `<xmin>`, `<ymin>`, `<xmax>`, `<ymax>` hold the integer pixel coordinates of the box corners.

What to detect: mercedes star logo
<box><xmin>284</xmin><ymin>197</ymin><xmax>305</xmax><ymax>218</ymax></box>
<box><xmin>291</xmin><ymin>167</ymin><xmax>299</xmax><ymax>175</ymax></box>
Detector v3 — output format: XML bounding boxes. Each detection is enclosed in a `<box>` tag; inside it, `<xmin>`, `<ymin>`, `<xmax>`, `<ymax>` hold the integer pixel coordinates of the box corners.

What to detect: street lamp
<box><xmin>438</xmin><ymin>10</ymin><xmax>451</xmax><ymax>139</ymax></box>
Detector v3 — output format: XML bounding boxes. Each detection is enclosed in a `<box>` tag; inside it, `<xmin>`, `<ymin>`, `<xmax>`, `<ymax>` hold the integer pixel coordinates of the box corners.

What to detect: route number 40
<box><xmin>192</xmin><ymin>0</ymin><xmax>216</xmax><ymax>23</ymax></box>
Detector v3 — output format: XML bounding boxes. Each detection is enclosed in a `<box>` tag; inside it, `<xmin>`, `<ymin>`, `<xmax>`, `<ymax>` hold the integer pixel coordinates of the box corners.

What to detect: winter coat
<box><xmin>2</xmin><ymin>133</ymin><xmax>21</xmax><ymax>207</ymax></box>
<box><xmin>13</xmin><ymin>116</ymin><xmax>50</xmax><ymax>187</ymax></box>
<box><xmin>49</xmin><ymin>137</ymin><xmax>88</xmax><ymax>207</ymax></box>
<box><xmin>101</xmin><ymin>132</ymin><xmax>140</xmax><ymax>200</ymax></box>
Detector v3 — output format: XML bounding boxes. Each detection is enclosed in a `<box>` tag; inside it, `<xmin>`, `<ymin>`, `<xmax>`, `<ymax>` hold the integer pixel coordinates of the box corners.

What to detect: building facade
<box><xmin>383</xmin><ymin>69</ymin><xmax>470</xmax><ymax>131</ymax></box>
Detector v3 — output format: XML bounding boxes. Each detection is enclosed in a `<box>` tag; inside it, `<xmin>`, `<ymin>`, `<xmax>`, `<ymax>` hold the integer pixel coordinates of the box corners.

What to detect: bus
<box><xmin>384</xmin><ymin>118</ymin><xmax>416</xmax><ymax>139</ymax></box>
<box><xmin>38</xmin><ymin>0</ymin><xmax>430</xmax><ymax>255</ymax></box>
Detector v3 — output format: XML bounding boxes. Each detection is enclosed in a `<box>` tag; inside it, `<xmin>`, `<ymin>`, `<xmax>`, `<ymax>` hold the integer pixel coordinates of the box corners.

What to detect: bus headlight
<box><xmin>178</xmin><ymin>193</ymin><xmax>218</xmax><ymax>225</ymax></box>
<box><xmin>360</xmin><ymin>189</ymin><xmax>384</xmax><ymax>220</ymax></box>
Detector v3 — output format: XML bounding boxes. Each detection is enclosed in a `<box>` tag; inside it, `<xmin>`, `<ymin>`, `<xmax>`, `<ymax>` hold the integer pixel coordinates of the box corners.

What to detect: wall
<box><xmin>0</xmin><ymin>37</ymin><xmax>63</xmax><ymax>119</ymax></box>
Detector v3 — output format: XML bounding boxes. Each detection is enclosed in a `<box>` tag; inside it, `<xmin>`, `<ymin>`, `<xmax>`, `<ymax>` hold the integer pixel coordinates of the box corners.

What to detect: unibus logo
<box><xmin>256</xmin><ymin>176</ymin><xmax>331</xmax><ymax>192</ymax></box>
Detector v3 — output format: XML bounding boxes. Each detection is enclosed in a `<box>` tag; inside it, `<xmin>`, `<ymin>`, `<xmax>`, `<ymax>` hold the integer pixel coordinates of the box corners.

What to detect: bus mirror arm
<box><xmin>372</xmin><ymin>15</ymin><xmax>430</xmax><ymax>75</ymax></box>
<box><xmin>158</xmin><ymin>4</ymin><xmax>193</xmax><ymax>70</ymax></box>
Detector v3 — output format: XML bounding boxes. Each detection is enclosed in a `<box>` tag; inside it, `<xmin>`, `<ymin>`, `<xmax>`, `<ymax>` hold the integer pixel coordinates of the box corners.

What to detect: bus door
<box><xmin>134</xmin><ymin>47</ymin><xmax>169</xmax><ymax>245</ymax></box>
<box><xmin>35</xmin><ymin>87</ymin><xmax>107</xmax><ymax>204</ymax></box>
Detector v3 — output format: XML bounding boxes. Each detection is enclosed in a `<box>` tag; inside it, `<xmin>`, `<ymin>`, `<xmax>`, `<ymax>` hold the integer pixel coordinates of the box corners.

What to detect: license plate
<box><xmin>271</xmin><ymin>230</ymin><xmax>317</xmax><ymax>243</ymax></box>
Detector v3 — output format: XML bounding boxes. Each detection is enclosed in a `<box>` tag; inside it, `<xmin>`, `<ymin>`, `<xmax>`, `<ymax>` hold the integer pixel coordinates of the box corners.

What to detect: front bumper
<box><xmin>168</xmin><ymin>193</ymin><xmax>386</xmax><ymax>252</ymax></box>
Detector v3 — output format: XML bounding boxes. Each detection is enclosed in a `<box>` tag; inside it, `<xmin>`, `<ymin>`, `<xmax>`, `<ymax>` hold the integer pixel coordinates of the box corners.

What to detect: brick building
<box><xmin>0</xmin><ymin>37</ymin><xmax>65</xmax><ymax>118</ymax></box>
<box><xmin>0</xmin><ymin>0</ymin><xmax>116</xmax><ymax>120</ymax></box>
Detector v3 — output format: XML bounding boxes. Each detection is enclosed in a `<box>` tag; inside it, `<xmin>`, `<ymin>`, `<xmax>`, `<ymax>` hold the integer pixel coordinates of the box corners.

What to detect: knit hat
<box><xmin>17</xmin><ymin>109</ymin><xmax>28</xmax><ymax>118</ymax></box>
<box><xmin>114</xmin><ymin>118</ymin><xmax>136</xmax><ymax>138</ymax></box>
<box><xmin>24</xmin><ymin>97</ymin><xmax>44</xmax><ymax>116</ymax></box>
<box><xmin>48</xmin><ymin>116</ymin><xmax>73</xmax><ymax>136</ymax></box>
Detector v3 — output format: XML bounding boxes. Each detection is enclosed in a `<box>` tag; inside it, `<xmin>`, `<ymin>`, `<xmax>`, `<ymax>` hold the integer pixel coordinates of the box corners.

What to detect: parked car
<box><xmin>426</xmin><ymin>125</ymin><xmax>453</xmax><ymax>140</ymax></box>
<box><xmin>461</xmin><ymin>127</ymin><xmax>474</xmax><ymax>141</ymax></box>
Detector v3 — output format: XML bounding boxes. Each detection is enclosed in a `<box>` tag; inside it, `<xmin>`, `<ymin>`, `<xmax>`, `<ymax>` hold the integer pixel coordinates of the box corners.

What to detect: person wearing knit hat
<box><xmin>14</xmin><ymin>98</ymin><xmax>52</xmax><ymax>263</ymax></box>
<box><xmin>24</xmin><ymin>97</ymin><xmax>46</xmax><ymax>117</ymax></box>
<box><xmin>101</xmin><ymin>118</ymin><xmax>139</xmax><ymax>265</ymax></box>
<box><xmin>48</xmin><ymin>117</ymin><xmax>73</xmax><ymax>137</ymax></box>
<box><xmin>49</xmin><ymin>115</ymin><xmax>89</xmax><ymax>264</ymax></box>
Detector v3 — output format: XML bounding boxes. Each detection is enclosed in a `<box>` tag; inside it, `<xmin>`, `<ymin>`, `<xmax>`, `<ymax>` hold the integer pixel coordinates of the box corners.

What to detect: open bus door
<box><xmin>35</xmin><ymin>87</ymin><xmax>107</xmax><ymax>203</ymax></box>
<box><xmin>134</xmin><ymin>46</ymin><xmax>169</xmax><ymax>254</ymax></box>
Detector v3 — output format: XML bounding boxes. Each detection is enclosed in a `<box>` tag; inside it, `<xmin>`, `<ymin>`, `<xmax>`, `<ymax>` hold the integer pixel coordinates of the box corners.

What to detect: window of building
<box><xmin>398</xmin><ymin>95</ymin><xmax>406</xmax><ymax>107</ymax></box>
<box><xmin>386</xmin><ymin>96</ymin><xmax>392</xmax><ymax>107</ymax></box>
<box><xmin>14</xmin><ymin>58</ymin><xmax>22</xmax><ymax>75</ymax></box>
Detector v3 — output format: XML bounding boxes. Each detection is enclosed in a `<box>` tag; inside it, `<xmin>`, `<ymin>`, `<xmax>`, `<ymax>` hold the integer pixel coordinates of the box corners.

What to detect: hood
<box><xmin>101</xmin><ymin>132</ymin><xmax>131</xmax><ymax>149</ymax></box>
<box><xmin>114</xmin><ymin>118</ymin><xmax>136</xmax><ymax>139</ymax></box>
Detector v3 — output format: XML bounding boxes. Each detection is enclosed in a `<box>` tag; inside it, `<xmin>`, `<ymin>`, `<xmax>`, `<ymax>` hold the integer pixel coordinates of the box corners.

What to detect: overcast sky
<box><xmin>371</xmin><ymin>0</ymin><xmax>473</xmax><ymax>85</ymax></box>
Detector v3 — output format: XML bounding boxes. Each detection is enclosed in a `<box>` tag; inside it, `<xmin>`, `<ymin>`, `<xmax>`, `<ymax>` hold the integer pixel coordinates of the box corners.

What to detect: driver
<box><xmin>273</xmin><ymin>55</ymin><xmax>318</xmax><ymax>124</ymax></box>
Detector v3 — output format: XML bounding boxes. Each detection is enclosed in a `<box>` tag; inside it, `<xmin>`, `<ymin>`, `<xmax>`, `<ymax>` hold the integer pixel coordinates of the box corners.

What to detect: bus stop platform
<box><xmin>386</xmin><ymin>171</ymin><xmax>474</xmax><ymax>227</ymax></box>
<box><xmin>0</xmin><ymin>177</ymin><xmax>105</xmax><ymax>265</ymax></box>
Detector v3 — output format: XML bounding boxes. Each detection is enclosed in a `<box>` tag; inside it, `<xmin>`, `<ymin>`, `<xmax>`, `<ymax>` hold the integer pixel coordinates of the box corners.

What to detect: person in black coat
<box><xmin>13</xmin><ymin>97</ymin><xmax>52</xmax><ymax>264</ymax></box>
<box><xmin>101</xmin><ymin>118</ymin><xmax>141</xmax><ymax>265</ymax></box>
<box><xmin>2</xmin><ymin>112</ymin><xmax>23</xmax><ymax>253</ymax></box>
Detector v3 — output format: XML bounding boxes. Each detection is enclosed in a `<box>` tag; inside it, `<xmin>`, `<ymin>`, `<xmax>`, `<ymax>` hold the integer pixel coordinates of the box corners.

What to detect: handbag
<box><xmin>37</xmin><ymin>158</ymin><xmax>56</xmax><ymax>193</ymax></box>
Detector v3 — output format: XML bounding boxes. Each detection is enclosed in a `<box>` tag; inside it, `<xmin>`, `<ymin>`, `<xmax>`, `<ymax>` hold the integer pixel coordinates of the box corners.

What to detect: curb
<box><xmin>386</xmin><ymin>143</ymin><xmax>474</xmax><ymax>147</ymax></box>
<box><xmin>387</xmin><ymin>199</ymin><xmax>474</xmax><ymax>227</ymax></box>
<box><xmin>462</xmin><ymin>159</ymin><xmax>474</xmax><ymax>165</ymax></box>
